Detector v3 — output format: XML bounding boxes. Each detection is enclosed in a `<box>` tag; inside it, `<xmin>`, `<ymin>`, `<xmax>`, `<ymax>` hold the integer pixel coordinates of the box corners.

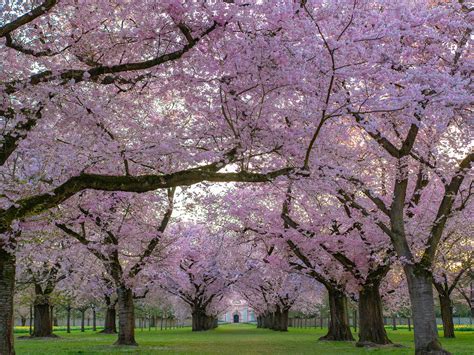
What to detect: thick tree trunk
<box><xmin>405</xmin><ymin>265</ymin><xmax>449</xmax><ymax>354</ymax></box>
<box><xmin>191</xmin><ymin>308</ymin><xmax>216</xmax><ymax>331</ymax></box>
<box><xmin>439</xmin><ymin>294</ymin><xmax>455</xmax><ymax>338</ymax></box>
<box><xmin>271</xmin><ymin>308</ymin><xmax>289</xmax><ymax>331</ymax></box>
<box><xmin>320</xmin><ymin>287</ymin><xmax>354</xmax><ymax>341</ymax></box>
<box><xmin>205</xmin><ymin>315</ymin><xmax>217</xmax><ymax>330</ymax></box>
<box><xmin>20</xmin><ymin>317</ymin><xmax>26</xmax><ymax>327</ymax></box>
<box><xmin>263</xmin><ymin>312</ymin><xmax>273</xmax><ymax>329</ymax></box>
<box><xmin>0</xmin><ymin>248</ymin><xmax>15</xmax><ymax>355</ymax></box>
<box><xmin>115</xmin><ymin>286</ymin><xmax>137</xmax><ymax>345</ymax></box>
<box><xmin>100</xmin><ymin>304</ymin><xmax>117</xmax><ymax>333</ymax></box>
<box><xmin>256</xmin><ymin>316</ymin><xmax>262</xmax><ymax>328</ymax></box>
<box><xmin>357</xmin><ymin>282</ymin><xmax>391</xmax><ymax>346</ymax></box>
<box><xmin>32</xmin><ymin>296</ymin><xmax>54</xmax><ymax>337</ymax></box>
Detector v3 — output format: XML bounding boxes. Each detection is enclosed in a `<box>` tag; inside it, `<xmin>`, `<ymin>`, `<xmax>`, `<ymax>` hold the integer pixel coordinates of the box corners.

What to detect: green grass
<box><xmin>384</xmin><ymin>325</ymin><xmax>474</xmax><ymax>332</ymax></box>
<box><xmin>14</xmin><ymin>326</ymin><xmax>103</xmax><ymax>334</ymax></box>
<box><xmin>14</xmin><ymin>323</ymin><xmax>474</xmax><ymax>354</ymax></box>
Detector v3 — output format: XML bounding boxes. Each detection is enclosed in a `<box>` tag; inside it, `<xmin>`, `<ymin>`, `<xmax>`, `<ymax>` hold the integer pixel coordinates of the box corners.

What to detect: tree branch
<box><xmin>0</xmin><ymin>0</ymin><xmax>58</xmax><ymax>37</ymax></box>
<box><xmin>129</xmin><ymin>187</ymin><xmax>176</xmax><ymax>278</ymax></box>
<box><xmin>1</xmin><ymin>164</ymin><xmax>293</xmax><ymax>230</ymax></box>
<box><xmin>421</xmin><ymin>152</ymin><xmax>474</xmax><ymax>266</ymax></box>
<box><xmin>4</xmin><ymin>21</ymin><xmax>218</xmax><ymax>95</ymax></box>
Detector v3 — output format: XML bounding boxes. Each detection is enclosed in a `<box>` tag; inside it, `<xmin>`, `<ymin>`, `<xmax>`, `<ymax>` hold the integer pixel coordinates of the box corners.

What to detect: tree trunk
<box><xmin>32</xmin><ymin>295</ymin><xmax>54</xmax><ymax>337</ymax></box>
<box><xmin>271</xmin><ymin>308</ymin><xmax>289</xmax><ymax>331</ymax></box>
<box><xmin>115</xmin><ymin>286</ymin><xmax>137</xmax><ymax>345</ymax></box>
<box><xmin>66</xmin><ymin>306</ymin><xmax>71</xmax><ymax>333</ymax></box>
<box><xmin>191</xmin><ymin>308</ymin><xmax>215</xmax><ymax>331</ymax></box>
<box><xmin>319</xmin><ymin>287</ymin><xmax>354</xmax><ymax>341</ymax></box>
<box><xmin>0</xmin><ymin>248</ymin><xmax>15</xmax><ymax>355</ymax></box>
<box><xmin>405</xmin><ymin>265</ymin><xmax>449</xmax><ymax>354</ymax></box>
<box><xmin>280</xmin><ymin>309</ymin><xmax>289</xmax><ymax>331</ymax></box>
<box><xmin>29</xmin><ymin>304</ymin><xmax>33</xmax><ymax>335</ymax></box>
<box><xmin>262</xmin><ymin>312</ymin><xmax>273</xmax><ymax>329</ymax></box>
<box><xmin>92</xmin><ymin>307</ymin><xmax>96</xmax><ymax>331</ymax></box>
<box><xmin>272</xmin><ymin>310</ymin><xmax>281</xmax><ymax>331</ymax></box>
<box><xmin>439</xmin><ymin>294</ymin><xmax>455</xmax><ymax>338</ymax></box>
<box><xmin>101</xmin><ymin>306</ymin><xmax>117</xmax><ymax>334</ymax></box>
<box><xmin>80</xmin><ymin>309</ymin><xmax>85</xmax><ymax>332</ymax></box>
<box><xmin>20</xmin><ymin>317</ymin><xmax>26</xmax><ymax>327</ymax></box>
<box><xmin>50</xmin><ymin>306</ymin><xmax>54</xmax><ymax>329</ymax></box>
<box><xmin>357</xmin><ymin>282</ymin><xmax>391</xmax><ymax>346</ymax></box>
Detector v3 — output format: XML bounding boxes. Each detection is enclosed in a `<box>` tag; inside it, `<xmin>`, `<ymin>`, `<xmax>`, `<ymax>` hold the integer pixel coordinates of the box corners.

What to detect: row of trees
<box><xmin>13</xmin><ymin>216</ymin><xmax>472</xmax><ymax>345</ymax></box>
<box><xmin>1</xmin><ymin>1</ymin><xmax>472</xmax><ymax>354</ymax></box>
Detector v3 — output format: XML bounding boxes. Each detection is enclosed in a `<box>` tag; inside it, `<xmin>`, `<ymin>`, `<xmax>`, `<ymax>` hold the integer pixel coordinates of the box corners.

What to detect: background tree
<box><xmin>56</xmin><ymin>190</ymin><xmax>176</xmax><ymax>345</ymax></box>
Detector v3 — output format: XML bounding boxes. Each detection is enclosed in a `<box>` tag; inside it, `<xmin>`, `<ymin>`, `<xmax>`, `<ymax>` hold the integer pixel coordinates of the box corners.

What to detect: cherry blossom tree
<box><xmin>1</xmin><ymin>2</ymin><xmax>472</xmax><ymax>354</ymax></box>
<box><xmin>306</xmin><ymin>1</ymin><xmax>473</xmax><ymax>351</ymax></box>
<box><xmin>15</xmin><ymin>223</ymin><xmax>76</xmax><ymax>338</ymax></box>
<box><xmin>239</xmin><ymin>253</ymin><xmax>318</xmax><ymax>332</ymax></box>
<box><xmin>433</xmin><ymin>220</ymin><xmax>473</xmax><ymax>338</ymax></box>
<box><xmin>157</xmin><ymin>224</ymin><xmax>241</xmax><ymax>331</ymax></box>
<box><xmin>212</xmin><ymin>184</ymin><xmax>355</xmax><ymax>341</ymax></box>
<box><xmin>280</xmin><ymin>182</ymin><xmax>393</xmax><ymax>346</ymax></box>
<box><xmin>55</xmin><ymin>190</ymin><xmax>176</xmax><ymax>345</ymax></box>
<box><xmin>1</xmin><ymin>1</ymin><xmax>303</xmax><ymax>351</ymax></box>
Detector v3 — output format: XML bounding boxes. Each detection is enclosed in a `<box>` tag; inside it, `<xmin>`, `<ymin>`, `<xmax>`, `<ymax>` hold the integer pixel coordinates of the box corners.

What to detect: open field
<box><xmin>14</xmin><ymin>323</ymin><xmax>474</xmax><ymax>354</ymax></box>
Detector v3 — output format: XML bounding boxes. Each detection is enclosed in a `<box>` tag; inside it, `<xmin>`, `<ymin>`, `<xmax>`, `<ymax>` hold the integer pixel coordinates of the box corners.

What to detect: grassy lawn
<box><xmin>14</xmin><ymin>323</ymin><xmax>474</xmax><ymax>354</ymax></box>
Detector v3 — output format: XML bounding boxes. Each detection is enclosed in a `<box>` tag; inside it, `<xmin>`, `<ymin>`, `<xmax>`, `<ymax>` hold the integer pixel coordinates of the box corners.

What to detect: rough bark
<box><xmin>32</xmin><ymin>297</ymin><xmax>54</xmax><ymax>338</ymax></box>
<box><xmin>191</xmin><ymin>308</ymin><xmax>216</xmax><ymax>331</ymax></box>
<box><xmin>357</xmin><ymin>282</ymin><xmax>391</xmax><ymax>346</ymax></box>
<box><xmin>439</xmin><ymin>294</ymin><xmax>455</xmax><ymax>338</ymax></box>
<box><xmin>405</xmin><ymin>265</ymin><xmax>449</xmax><ymax>354</ymax></box>
<box><xmin>0</xmin><ymin>248</ymin><xmax>15</xmax><ymax>355</ymax></box>
<box><xmin>262</xmin><ymin>312</ymin><xmax>273</xmax><ymax>329</ymax></box>
<box><xmin>270</xmin><ymin>308</ymin><xmax>289</xmax><ymax>331</ymax></box>
<box><xmin>320</xmin><ymin>287</ymin><xmax>354</xmax><ymax>341</ymax></box>
<box><xmin>115</xmin><ymin>286</ymin><xmax>137</xmax><ymax>345</ymax></box>
<box><xmin>101</xmin><ymin>306</ymin><xmax>117</xmax><ymax>334</ymax></box>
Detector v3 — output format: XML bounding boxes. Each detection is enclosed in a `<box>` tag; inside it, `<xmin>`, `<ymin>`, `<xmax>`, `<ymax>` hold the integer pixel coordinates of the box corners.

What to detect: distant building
<box><xmin>219</xmin><ymin>298</ymin><xmax>256</xmax><ymax>323</ymax></box>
